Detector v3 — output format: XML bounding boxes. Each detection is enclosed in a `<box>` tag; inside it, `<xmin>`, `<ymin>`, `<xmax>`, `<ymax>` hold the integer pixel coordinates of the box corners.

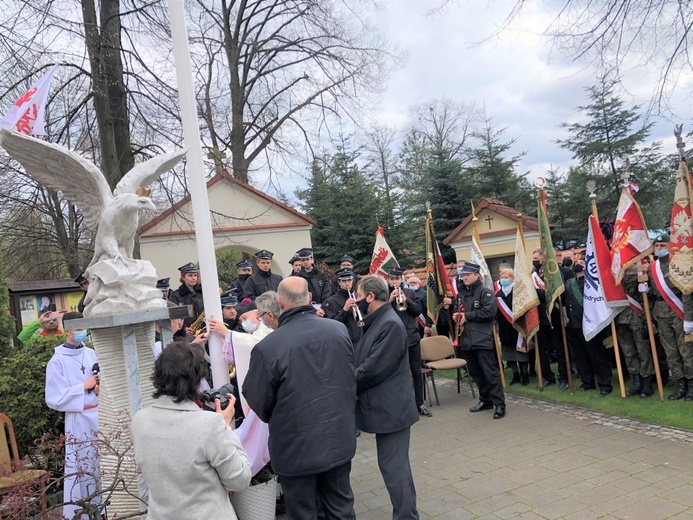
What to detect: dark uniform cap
<box><xmin>461</xmin><ymin>262</ymin><xmax>481</xmax><ymax>274</ymax></box>
<box><xmin>75</xmin><ymin>273</ymin><xmax>88</xmax><ymax>286</ymax></box>
<box><xmin>156</xmin><ymin>277</ymin><xmax>170</xmax><ymax>290</ymax></box>
<box><xmin>178</xmin><ymin>262</ymin><xmax>199</xmax><ymax>273</ymax></box>
<box><xmin>296</xmin><ymin>248</ymin><xmax>313</xmax><ymax>259</ymax></box>
<box><xmin>221</xmin><ymin>295</ymin><xmax>238</xmax><ymax>307</ymax></box>
<box><xmin>388</xmin><ymin>267</ymin><xmax>404</xmax><ymax>278</ymax></box>
<box><xmin>289</xmin><ymin>256</ymin><xmax>300</xmax><ymax>265</ymax></box>
<box><xmin>235</xmin><ymin>301</ymin><xmax>257</xmax><ymax>315</ymax></box>
<box><xmin>255</xmin><ymin>250</ymin><xmax>274</xmax><ymax>259</ymax></box>
<box><xmin>340</xmin><ymin>254</ymin><xmax>355</xmax><ymax>264</ymax></box>
<box><xmin>336</xmin><ymin>268</ymin><xmax>354</xmax><ymax>280</ymax></box>
<box><xmin>236</xmin><ymin>260</ymin><xmax>253</xmax><ymax>269</ymax></box>
<box><xmin>653</xmin><ymin>233</ymin><xmax>670</xmax><ymax>244</ymax></box>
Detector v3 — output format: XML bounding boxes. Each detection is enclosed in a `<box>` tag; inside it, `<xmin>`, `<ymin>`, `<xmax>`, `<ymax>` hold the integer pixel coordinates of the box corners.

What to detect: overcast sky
<box><xmin>363</xmin><ymin>0</ymin><xmax>693</xmax><ymax>182</ymax></box>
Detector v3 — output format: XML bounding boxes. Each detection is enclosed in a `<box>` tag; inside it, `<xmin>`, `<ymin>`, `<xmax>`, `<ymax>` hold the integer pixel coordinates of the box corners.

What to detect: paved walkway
<box><xmin>350</xmin><ymin>379</ymin><xmax>693</xmax><ymax>520</ymax></box>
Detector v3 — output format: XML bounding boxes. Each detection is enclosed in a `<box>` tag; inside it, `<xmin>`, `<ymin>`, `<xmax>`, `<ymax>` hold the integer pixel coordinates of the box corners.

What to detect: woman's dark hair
<box><xmin>152</xmin><ymin>341</ymin><xmax>208</xmax><ymax>402</ymax></box>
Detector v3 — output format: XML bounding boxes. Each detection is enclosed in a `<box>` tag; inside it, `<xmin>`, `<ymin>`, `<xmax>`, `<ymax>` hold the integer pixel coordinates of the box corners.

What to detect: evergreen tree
<box><xmin>0</xmin><ymin>252</ymin><xmax>16</xmax><ymax>358</ymax></box>
<box><xmin>558</xmin><ymin>78</ymin><xmax>675</xmax><ymax>235</ymax></box>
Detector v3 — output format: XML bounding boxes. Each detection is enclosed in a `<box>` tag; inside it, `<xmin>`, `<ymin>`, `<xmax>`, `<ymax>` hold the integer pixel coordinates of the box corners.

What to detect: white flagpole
<box><xmin>167</xmin><ymin>0</ymin><xmax>228</xmax><ymax>388</ymax></box>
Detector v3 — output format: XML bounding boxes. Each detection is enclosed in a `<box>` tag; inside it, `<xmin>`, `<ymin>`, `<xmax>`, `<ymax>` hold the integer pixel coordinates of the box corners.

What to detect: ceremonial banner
<box><xmin>511</xmin><ymin>221</ymin><xmax>540</xmax><ymax>343</ymax></box>
<box><xmin>592</xmin><ymin>216</ymin><xmax>629</xmax><ymax>308</ymax></box>
<box><xmin>584</xmin><ymin>216</ymin><xmax>627</xmax><ymax>341</ymax></box>
<box><xmin>425</xmin><ymin>213</ymin><xmax>453</xmax><ymax>322</ymax></box>
<box><xmin>0</xmin><ymin>65</ymin><xmax>57</xmax><ymax>136</ymax></box>
<box><xmin>369</xmin><ymin>226</ymin><xmax>399</xmax><ymax>279</ymax></box>
<box><xmin>537</xmin><ymin>190</ymin><xmax>564</xmax><ymax>320</ymax></box>
<box><xmin>610</xmin><ymin>186</ymin><xmax>653</xmax><ymax>284</ymax></box>
<box><xmin>471</xmin><ymin>226</ymin><xmax>493</xmax><ymax>290</ymax></box>
<box><xmin>669</xmin><ymin>159</ymin><xmax>693</xmax><ymax>294</ymax></box>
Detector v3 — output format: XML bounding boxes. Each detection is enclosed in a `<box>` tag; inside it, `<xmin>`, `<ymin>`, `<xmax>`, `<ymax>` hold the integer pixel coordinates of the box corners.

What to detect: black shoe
<box><xmin>626</xmin><ymin>374</ymin><xmax>643</xmax><ymax>397</ymax></box>
<box><xmin>355</xmin><ymin>429</ymin><xmax>360</xmax><ymax>437</ymax></box>
<box><xmin>542</xmin><ymin>379</ymin><xmax>555</xmax><ymax>387</ymax></box>
<box><xmin>577</xmin><ymin>385</ymin><xmax>595</xmax><ymax>392</ymax></box>
<box><xmin>668</xmin><ymin>378</ymin><xmax>688</xmax><ymax>400</ymax></box>
<box><xmin>640</xmin><ymin>375</ymin><xmax>654</xmax><ymax>398</ymax></box>
<box><xmin>559</xmin><ymin>381</ymin><xmax>569</xmax><ymax>390</ymax></box>
<box><xmin>493</xmin><ymin>405</ymin><xmax>506</xmax><ymax>419</ymax></box>
<box><xmin>521</xmin><ymin>374</ymin><xmax>530</xmax><ymax>386</ymax></box>
<box><xmin>685</xmin><ymin>380</ymin><xmax>693</xmax><ymax>402</ymax></box>
<box><xmin>599</xmin><ymin>388</ymin><xmax>612</xmax><ymax>397</ymax></box>
<box><xmin>470</xmin><ymin>402</ymin><xmax>493</xmax><ymax>412</ymax></box>
<box><xmin>419</xmin><ymin>405</ymin><xmax>433</xmax><ymax>417</ymax></box>
<box><xmin>509</xmin><ymin>373</ymin><xmax>521</xmax><ymax>385</ymax></box>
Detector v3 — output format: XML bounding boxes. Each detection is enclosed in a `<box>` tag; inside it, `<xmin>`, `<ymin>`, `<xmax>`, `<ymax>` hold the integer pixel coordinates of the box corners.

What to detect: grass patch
<box><xmin>437</xmin><ymin>366</ymin><xmax>693</xmax><ymax>431</ymax></box>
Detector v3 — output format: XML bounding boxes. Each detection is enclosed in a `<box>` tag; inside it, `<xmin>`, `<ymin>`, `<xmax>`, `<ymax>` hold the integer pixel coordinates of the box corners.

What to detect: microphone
<box><xmin>88</xmin><ymin>363</ymin><xmax>100</xmax><ymax>393</ymax></box>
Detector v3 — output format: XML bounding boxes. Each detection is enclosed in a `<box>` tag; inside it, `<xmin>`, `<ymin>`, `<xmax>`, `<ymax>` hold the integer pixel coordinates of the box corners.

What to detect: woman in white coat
<box><xmin>132</xmin><ymin>341</ymin><xmax>251</xmax><ymax>519</ymax></box>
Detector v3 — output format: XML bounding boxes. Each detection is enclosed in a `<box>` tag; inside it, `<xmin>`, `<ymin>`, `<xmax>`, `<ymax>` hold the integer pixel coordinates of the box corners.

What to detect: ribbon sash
<box><xmin>651</xmin><ymin>260</ymin><xmax>684</xmax><ymax>320</ymax></box>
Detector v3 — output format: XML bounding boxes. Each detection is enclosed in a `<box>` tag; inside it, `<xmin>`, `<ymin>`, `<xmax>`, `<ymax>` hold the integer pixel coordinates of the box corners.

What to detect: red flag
<box><xmin>592</xmin><ymin>217</ymin><xmax>629</xmax><ymax>308</ymax></box>
<box><xmin>610</xmin><ymin>185</ymin><xmax>653</xmax><ymax>283</ymax></box>
<box><xmin>0</xmin><ymin>65</ymin><xmax>57</xmax><ymax>136</ymax></box>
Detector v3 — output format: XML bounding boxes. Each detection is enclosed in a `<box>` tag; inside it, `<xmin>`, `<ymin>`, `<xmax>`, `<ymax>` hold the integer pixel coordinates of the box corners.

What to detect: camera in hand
<box><xmin>200</xmin><ymin>383</ymin><xmax>236</xmax><ymax>411</ymax></box>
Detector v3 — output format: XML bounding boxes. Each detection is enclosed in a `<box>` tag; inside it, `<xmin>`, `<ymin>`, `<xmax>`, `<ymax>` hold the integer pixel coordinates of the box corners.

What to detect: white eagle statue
<box><xmin>0</xmin><ymin>129</ymin><xmax>187</xmax><ymax>315</ymax></box>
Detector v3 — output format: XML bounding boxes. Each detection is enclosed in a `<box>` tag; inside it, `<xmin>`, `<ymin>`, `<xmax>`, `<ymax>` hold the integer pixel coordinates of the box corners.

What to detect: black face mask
<box><xmin>562</xmin><ymin>258</ymin><xmax>573</xmax><ymax>267</ymax></box>
<box><xmin>356</xmin><ymin>298</ymin><xmax>370</xmax><ymax>316</ymax></box>
<box><xmin>532</xmin><ymin>260</ymin><xmax>542</xmax><ymax>270</ymax></box>
<box><xmin>573</xmin><ymin>264</ymin><xmax>584</xmax><ymax>273</ymax></box>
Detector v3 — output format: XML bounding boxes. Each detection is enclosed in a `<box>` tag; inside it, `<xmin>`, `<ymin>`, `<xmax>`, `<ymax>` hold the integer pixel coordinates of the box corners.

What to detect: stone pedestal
<box><xmin>65</xmin><ymin>307</ymin><xmax>187</xmax><ymax>516</ymax></box>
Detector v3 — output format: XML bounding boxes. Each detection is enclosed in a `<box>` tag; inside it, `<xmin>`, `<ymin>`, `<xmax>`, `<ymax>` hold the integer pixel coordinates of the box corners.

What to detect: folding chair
<box><xmin>420</xmin><ymin>336</ymin><xmax>476</xmax><ymax>406</ymax></box>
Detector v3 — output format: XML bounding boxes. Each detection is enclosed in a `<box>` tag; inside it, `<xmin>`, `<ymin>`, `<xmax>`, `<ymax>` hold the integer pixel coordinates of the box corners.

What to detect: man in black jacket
<box><xmin>228</xmin><ymin>260</ymin><xmax>253</xmax><ymax>297</ymax></box>
<box><xmin>295</xmin><ymin>247</ymin><xmax>332</xmax><ymax>305</ymax></box>
<box><xmin>243</xmin><ymin>277</ymin><xmax>356</xmax><ymax>520</ymax></box>
<box><xmin>323</xmin><ymin>268</ymin><xmax>364</xmax><ymax>344</ymax></box>
<box><xmin>388</xmin><ymin>267</ymin><xmax>431</xmax><ymax>418</ymax></box>
<box><xmin>355</xmin><ymin>275</ymin><xmax>420</xmax><ymax>520</ymax></box>
<box><xmin>455</xmin><ymin>262</ymin><xmax>506</xmax><ymax>419</ymax></box>
<box><xmin>242</xmin><ymin>250</ymin><xmax>282</xmax><ymax>301</ymax></box>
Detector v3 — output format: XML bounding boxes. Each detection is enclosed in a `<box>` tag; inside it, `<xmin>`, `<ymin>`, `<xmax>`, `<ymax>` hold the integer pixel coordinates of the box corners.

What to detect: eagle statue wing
<box><xmin>114</xmin><ymin>148</ymin><xmax>188</xmax><ymax>196</ymax></box>
<box><xmin>0</xmin><ymin>129</ymin><xmax>112</xmax><ymax>231</ymax></box>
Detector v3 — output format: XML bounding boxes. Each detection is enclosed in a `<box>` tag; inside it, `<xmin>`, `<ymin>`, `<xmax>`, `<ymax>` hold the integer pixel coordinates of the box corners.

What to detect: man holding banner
<box><xmin>649</xmin><ymin>234</ymin><xmax>693</xmax><ymax>401</ymax></box>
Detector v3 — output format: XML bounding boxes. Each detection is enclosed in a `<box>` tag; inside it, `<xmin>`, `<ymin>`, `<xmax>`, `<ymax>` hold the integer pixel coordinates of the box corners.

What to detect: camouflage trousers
<box><xmin>657</xmin><ymin>316</ymin><xmax>693</xmax><ymax>380</ymax></box>
<box><xmin>616</xmin><ymin>320</ymin><xmax>654</xmax><ymax>378</ymax></box>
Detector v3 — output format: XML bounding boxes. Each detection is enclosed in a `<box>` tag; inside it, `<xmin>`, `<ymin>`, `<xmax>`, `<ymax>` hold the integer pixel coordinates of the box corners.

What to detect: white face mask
<box><xmin>241</xmin><ymin>320</ymin><xmax>259</xmax><ymax>333</ymax></box>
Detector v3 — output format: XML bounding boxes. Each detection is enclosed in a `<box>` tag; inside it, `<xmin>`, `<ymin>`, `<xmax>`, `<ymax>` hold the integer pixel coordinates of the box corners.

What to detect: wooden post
<box><xmin>557</xmin><ymin>299</ymin><xmax>574</xmax><ymax>393</ymax></box>
<box><xmin>493</xmin><ymin>325</ymin><xmax>507</xmax><ymax>388</ymax></box>
<box><xmin>637</xmin><ymin>261</ymin><xmax>665</xmax><ymax>401</ymax></box>
<box><xmin>535</xmin><ymin>334</ymin><xmax>543</xmax><ymax>391</ymax></box>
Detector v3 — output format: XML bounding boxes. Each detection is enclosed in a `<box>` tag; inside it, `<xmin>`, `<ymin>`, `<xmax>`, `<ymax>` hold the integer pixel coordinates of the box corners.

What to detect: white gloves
<box><xmin>684</xmin><ymin>320</ymin><xmax>693</xmax><ymax>334</ymax></box>
<box><xmin>638</xmin><ymin>282</ymin><xmax>649</xmax><ymax>293</ymax></box>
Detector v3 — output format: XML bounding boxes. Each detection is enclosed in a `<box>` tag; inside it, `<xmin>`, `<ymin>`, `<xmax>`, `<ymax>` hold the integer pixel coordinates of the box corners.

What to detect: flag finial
<box><xmin>470</xmin><ymin>201</ymin><xmax>477</xmax><ymax>221</ymax></box>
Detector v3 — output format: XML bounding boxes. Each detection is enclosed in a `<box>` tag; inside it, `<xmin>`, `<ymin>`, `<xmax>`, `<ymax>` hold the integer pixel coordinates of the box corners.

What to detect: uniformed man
<box><xmin>75</xmin><ymin>273</ymin><xmax>89</xmax><ymax>314</ymax></box>
<box><xmin>616</xmin><ymin>265</ymin><xmax>655</xmax><ymax>397</ymax></box>
<box><xmin>295</xmin><ymin>248</ymin><xmax>332</xmax><ymax>305</ymax></box>
<box><xmin>242</xmin><ymin>250</ymin><xmax>282</xmax><ymax>301</ymax></box>
<box><xmin>289</xmin><ymin>255</ymin><xmax>302</xmax><ymax>275</ymax></box>
<box><xmin>221</xmin><ymin>294</ymin><xmax>239</xmax><ymax>331</ymax></box>
<box><xmin>229</xmin><ymin>260</ymin><xmax>253</xmax><ymax>297</ymax></box>
<box><xmin>648</xmin><ymin>234</ymin><xmax>693</xmax><ymax>400</ymax></box>
<box><xmin>169</xmin><ymin>262</ymin><xmax>204</xmax><ymax>328</ymax></box>
<box><xmin>323</xmin><ymin>268</ymin><xmax>364</xmax><ymax>345</ymax></box>
<box><xmin>388</xmin><ymin>267</ymin><xmax>431</xmax><ymax>418</ymax></box>
<box><xmin>455</xmin><ymin>262</ymin><xmax>505</xmax><ymax>419</ymax></box>
<box><xmin>156</xmin><ymin>277</ymin><xmax>171</xmax><ymax>300</ymax></box>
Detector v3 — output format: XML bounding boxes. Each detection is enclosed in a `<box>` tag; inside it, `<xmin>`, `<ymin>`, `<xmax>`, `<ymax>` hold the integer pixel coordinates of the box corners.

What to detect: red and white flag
<box><xmin>0</xmin><ymin>65</ymin><xmax>57</xmax><ymax>136</ymax></box>
<box><xmin>593</xmin><ymin>216</ymin><xmax>629</xmax><ymax>308</ymax></box>
<box><xmin>369</xmin><ymin>227</ymin><xmax>399</xmax><ymax>279</ymax></box>
<box><xmin>610</xmin><ymin>185</ymin><xmax>653</xmax><ymax>284</ymax></box>
<box><xmin>584</xmin><ymin>216</ymin><xmax>627</xmax><ymax>341</ymax></box>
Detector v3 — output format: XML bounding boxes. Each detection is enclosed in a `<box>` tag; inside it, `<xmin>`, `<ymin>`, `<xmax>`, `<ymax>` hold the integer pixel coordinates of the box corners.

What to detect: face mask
<box><xmin>73</xmin><ymin>330</ymin><xmax>88</xmax><ymax>343</ymax></box>
<box><xmin>654</xmin><ymin>249</ymin><xmax>668</xmax><ymax>258</ymax></box>
<box><xmin>499</xmin><ymin>279</ymin><xmax>511</xmax><ymax>287</ymax></box>
<box><xmin>457</xmin><ymin>268</ymin><xmax>464</xmax><ymax>276</ymax></box>
<box><xmin>241</xmin><ymin>320</ymin><xmax>259</xmax><ymax>333</ymax></box>
<box><xmin>573</xmin><ymin>264</ymin><xmax>584</xmax><ymax>273</ymax></box>
<box><xmin>356</xmin><ymin>298</ymin><xmax>370</xmax><ymax>316</ymax></box>
<box><xmin>562</xmin><ymin>258</ymin><xmax>573</xmax><ymax>267</ymax></box>
<box><xmin>532</xmin><ymin>260</ymin><xmax>542</xmax><ymax>270</ymax></box>
<box><xmin>409</xmin><ymin>285</ymin><xmax>419</xmax><ymax>290</ymax></box>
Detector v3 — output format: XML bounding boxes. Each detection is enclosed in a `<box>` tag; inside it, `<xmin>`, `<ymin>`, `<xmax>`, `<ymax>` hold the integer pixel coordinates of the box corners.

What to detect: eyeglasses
<box><xmin>258</xmin><ymin>311</ymin><xmax>271</xmax><ymax>318</ymax></box>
